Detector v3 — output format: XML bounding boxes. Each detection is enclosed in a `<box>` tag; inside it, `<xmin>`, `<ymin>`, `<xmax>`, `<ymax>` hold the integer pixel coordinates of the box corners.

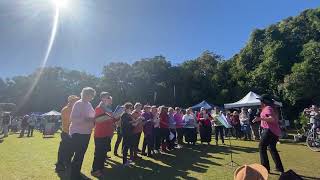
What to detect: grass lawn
<box><xmin>0</xmin><ymin>131</ymin><xmax>319</xmax><ymax>180</ymax></box>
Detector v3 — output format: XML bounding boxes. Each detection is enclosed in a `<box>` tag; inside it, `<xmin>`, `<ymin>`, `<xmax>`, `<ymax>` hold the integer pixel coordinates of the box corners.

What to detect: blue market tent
<box><xmin>191</xmin><ymin>100</ymin><xmax>213</xmax><ymax>110</ymax></box>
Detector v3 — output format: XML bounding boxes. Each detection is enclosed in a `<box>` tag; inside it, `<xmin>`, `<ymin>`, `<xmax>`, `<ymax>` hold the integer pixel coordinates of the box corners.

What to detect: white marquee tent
<box><xmin>41</xmin><ymin>110</ymin><xmax>61</xmax><ymax>116</ymax></box>
<box><xmin>224</xmin><ymin>91</ymin><xmax>283</xmax><ymax>109</ymax></box>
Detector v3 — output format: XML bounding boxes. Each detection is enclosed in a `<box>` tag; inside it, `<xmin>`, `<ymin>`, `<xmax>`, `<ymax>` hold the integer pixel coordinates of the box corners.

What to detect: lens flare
<box><xmin>52</xmin><ymin>0</ymin><xmax>68</xmax><ymax>9</ymax></box>
<box><xmin>19</xmin><ymin>5</ymin><xmax>60</xmax><ymax>110</ymax></box>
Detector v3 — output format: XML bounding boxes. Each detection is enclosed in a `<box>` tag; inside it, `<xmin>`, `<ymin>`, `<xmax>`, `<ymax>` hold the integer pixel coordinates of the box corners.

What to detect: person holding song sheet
<box><xmin>168</xmin><ymin>107</ymin><xmax>177</xmax><ymax>150</ymax></box>
<box><xmin>197</xmin><ymin>107</ymin><xmax>212</xmax><ymax>145</ymax></box>
<box><xmin>211</xmin><ymin>107</ymin><xmax>225</xmax><ymax>145</ymax></box>
<box><xmin>91</xmin><ymin>92</ymin><xmax>117</xmax><ymax>177</ymax></box>
<box><xmin>183</xmin><ymin>107</ymin><xmax>197</xmax><ymax>145</ymax></box>
<box><xmin>239</xmin><ymin>108</ymin><xmax>251</xmax><ymax>141</ymax></box>
<box><xmin>131</xmin><ymin>104</ymin><xmax>144</xmax><ymax>159</ymax></box>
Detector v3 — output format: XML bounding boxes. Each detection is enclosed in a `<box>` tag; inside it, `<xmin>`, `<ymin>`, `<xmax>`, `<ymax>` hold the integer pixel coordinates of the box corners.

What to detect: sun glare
<box><xmin>52</xmin><ymin>0</ymin><xmax>68</xmax><ymax>9</ymax></box>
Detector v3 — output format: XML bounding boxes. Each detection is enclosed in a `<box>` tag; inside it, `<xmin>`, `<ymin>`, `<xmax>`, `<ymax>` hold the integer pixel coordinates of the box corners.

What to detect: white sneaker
<box><xmin>154</xmin><ymin>150</ymin><xmax>158</xmax><ymax>154</ymax></box>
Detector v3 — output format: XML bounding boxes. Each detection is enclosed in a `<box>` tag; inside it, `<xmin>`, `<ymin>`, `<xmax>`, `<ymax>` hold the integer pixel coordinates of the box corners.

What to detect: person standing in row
<box><xmin>2</xmin><ymin>113</ymin><xmax>11</xmax><ymax>137</ymax></box>
<box><xmin>152</xmin><ymin>106</ymin><xmax>161</xmax><ymax>153</ymax></box>
<box><xmin>132</xmin><ymin>103</ymin><xmax>143</xmax><ymax>159</ymax></box>
<box><xmin>159</xmin><ymin>106</ymin><xmax>170</xmax><ymax>152</ymax></box>
<box><xmin>141</xmin><ymin>105</ymin><xmax>154</xmax><ymax>157</ymax></box>
<box><xmin>114</xmin><ymin>117</ymin><xmax>123</xmax><ymax>156</ymax></box>
<box><xmin>212</xmin><ymin>107</ymin><xmax>225</xmax><ymax>145</ymax></box>
<box><xmin>231</xmin><ymin>111</ymin><xmax>241</xmax><ymax>139</ymax></box>
<box><xmin>174</xmin><ymin>107</ymin><xmax>184</xmax><ymax>148</ymax></box>
<box><xmin>253</xmin><ymin>94</ymin><xmax>284</xmax><ymax>174</ymax></box>
<box><xmin>239</xmin><ymin>108</ymin><xmax>251</xmax><ymax>141</ymax></box>
<box><xmin>197</xmin><ymin>107</ymin><xmax>212</xmax><ymax>145</ymax></box>
<box><xmin>121</xmin><ymin>102</ymin><xmax>134</xmax><ymax>166</ymax></box>
<box><xmin>55</xmin><ymin>95</ymin><xmax>80</xmax><ymax>172</ymax></box>
<box><xmin>249</xmin><ymin>108</ymin><xmax>260</xmax><ymax>140</ymax></box>
<box><xmin>19</xmin><ymin>115</ymin><xmax>29</xmax><ymax>138</ymax></box>
<box><xmin>27</xmin><ymin>115</ymin><xmax>37</xmax><ymax>137</ymax></box>
<box><xmin>168</xmin><ymin>107</ymin><xmax>177</xmax><ymax>150</ymax></box>
<box><xmin>183</xmin><ymin>108</ymin><xmax>197</xmax><ymax>145</ymax></box>
<box><xmin>91</xmin><ymin>92</ymin><xmax>116</xmax><ymax>177</ymax></box>
<box><xmin>69</xmin><ymin>87</ymin><xmax>96</xmax><ymax>180</ymax></box>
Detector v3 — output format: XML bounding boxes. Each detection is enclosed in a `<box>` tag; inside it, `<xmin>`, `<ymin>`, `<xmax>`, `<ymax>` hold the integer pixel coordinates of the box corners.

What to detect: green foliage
<box><xmin>297</xmin><ymin>112</ymin><xmax>309</xmax><ymax>128</ymax></box>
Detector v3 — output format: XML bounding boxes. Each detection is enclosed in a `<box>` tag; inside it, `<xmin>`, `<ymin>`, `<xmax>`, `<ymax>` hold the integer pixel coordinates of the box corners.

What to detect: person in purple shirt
<box><xmin>174</xmin><ymin>107</ymin><xmax>184</xmax><ymax>147</ymax></box>
<box><xmin>141</xmin><ymin>105</ymin><xmax>154</xmax><ymax>157</ymax></box>
<box><xmin>69</xmin><ymin>87</ymin><xmax>96</xmax><ymax>180</ymax></box>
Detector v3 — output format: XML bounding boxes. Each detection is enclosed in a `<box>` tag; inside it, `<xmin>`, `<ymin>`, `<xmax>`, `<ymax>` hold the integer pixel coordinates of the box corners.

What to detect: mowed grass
<box><xmin>0</xmin><ymin>131</ymin><xmax>319</xmax><ymax>180</ymax></box>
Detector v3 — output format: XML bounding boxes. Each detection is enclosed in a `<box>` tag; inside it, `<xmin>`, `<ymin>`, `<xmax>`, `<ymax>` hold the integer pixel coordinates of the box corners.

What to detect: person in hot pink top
<box><xmin>260</xmin><ymin>106</ymin><xmax>281</xmax><ymax>137</ymax></box>
<box><xmin>253</xmin><ymin>94</ymin><xmax>284</xmax><ymax>174</ymax></box>
<box><xmin>69</xmin><ymin>87</ymin><xmax>96</xmax><ymax>180</ymax></box>
<box><xmin>174</xmin><ymin>107</ymin><xmax>184</xmax><ymax>146</ymax></box>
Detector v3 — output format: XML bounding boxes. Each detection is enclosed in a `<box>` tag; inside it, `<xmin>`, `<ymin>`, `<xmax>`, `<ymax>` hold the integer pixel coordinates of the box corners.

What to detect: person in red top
<box><xmin>91</xmin><ymin>92</ymin><xmax>117</xmax><ymax>177</ymax></box>
<box><xmin>231</xmin><ymin>111</ymin><xmax>241</xmax><ymax>139</ymax></box>
<box><xmin>253</xmin><ymin>94</ymin><xmax>284</xmax><ymax>174</ymax></box>
<box><xmin>197</xmin><ymin>107</ymin><xmax>212</xmax><ymax>145</ymax></box>
<box><xmin>159</xmin><ymin>106</ymin><xmax>170</xmax><ymax>152</ymax></box>
<box><xmin>132</xmin><ymin>103</ymin><xmax>143</xmax><ymax>159</ymax></box>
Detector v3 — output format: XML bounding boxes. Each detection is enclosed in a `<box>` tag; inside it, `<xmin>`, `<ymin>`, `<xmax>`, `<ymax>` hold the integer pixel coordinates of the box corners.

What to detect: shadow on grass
<box><xmin>299</xmin><ymin>174</ymin><xmax>320</xmax><ymax>180</ymax></box>
<box><xmin>94</xmin><ymin>143</ymin><xmax>259</xmax><ymax>180</ymax></box>
<box><xmin>56</xmin><ymin>168</ymin><xmax>92</xmax><ymax>180</ymax></box>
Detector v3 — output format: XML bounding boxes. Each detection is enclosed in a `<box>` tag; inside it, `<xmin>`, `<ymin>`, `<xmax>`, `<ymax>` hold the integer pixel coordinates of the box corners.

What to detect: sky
<box><xmin>0</xmin><ymin>0</ymin><xmax>319</xmax><ymax>78</ymax></box>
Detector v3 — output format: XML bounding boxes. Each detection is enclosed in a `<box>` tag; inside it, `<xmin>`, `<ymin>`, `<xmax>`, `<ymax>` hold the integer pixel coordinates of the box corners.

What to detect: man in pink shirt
<box><xmin>253</xmin><ymin>94</ymin><xmax>284</xmax><ymax>174</ymax></box>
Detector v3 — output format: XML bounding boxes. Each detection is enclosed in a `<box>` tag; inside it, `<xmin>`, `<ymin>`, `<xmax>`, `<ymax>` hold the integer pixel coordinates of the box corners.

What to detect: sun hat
<box><xmin>256</xmin><ymin>94</ymin><xmax>274</xmax><ymax>105</ymax></box>
<box><xmin>234</xmin><ymin>163</ymin><xmax>268</xmax><ymax>180</ymax></box>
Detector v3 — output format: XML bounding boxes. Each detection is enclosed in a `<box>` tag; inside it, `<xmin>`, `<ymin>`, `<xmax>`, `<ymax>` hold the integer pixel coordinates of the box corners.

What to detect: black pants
<box><xmin>251</xmin><ymin>123</ymin><xmax>260</xmax><ymax>140</ymax></box>
<box><xmin>200</xmin><ymin>125</ymin><xmax>212</xmax><ymax>143</ymax></box>
<box><xmin>184</xmin><ymin>128</ymin><xmax>197</xmax><ymax>143</ymax></box>
<box><xmin>160</xmin><ymin>128</ymin><xmax>170</xmax><ymax>149</ymax></box>
<box><xmin>56</xmin><ymin>132</ymin><xmax>73</xmax><ymax>167</ymax></box>
<box><xmin>234</xmin><ymin>124</ymin><xmax>241</xmax><ymax>139</ymax></box>
<box><xmin>122</xmin><ymin>136</ymin><xmax>134</xmax><ymax>164</ymax></box>
<box><xmin>142</xmin><ymin>134</ymin><xmax>154</xmax><ymax>155</ymax></box>
<box><xmin>114</xmin><ymin>128</ymin><xmax>123</xmax><ymax>154</ymax></box>
<box><xmin>133</xmin><ymin>133</ymin><xmax>141</xmax><ymax>155</ymax></box>
<box><xmin>92</xmin><ymin>136</ymin><xmax>111</xmax><ymax>172</ymax></box>
<box><xmin>215</xmin><ymin>126</ymin><xmax>224</xmax><ymax>144</ymax></box>
<box><xmin>153</xmin><ymin>128</ymin><xmax>161</xmax><ymax>150</ymax></box>
<box><xmin>70</xmin><ymin>134</ymin><xmax>91</xmax><ymax>180</ymax></box>
<box><xmin>27</xmin><ymin>125</ymin><xmax>34</xmax><ymax>137</ymax></box>
<box><xmin>259</xmin><ymin>129</ymin><xmax>284</xmax><ymax>172</ymax></box>
<box><xmin>19</xmin><ymin>127</ymin><xmax>26</xmax><ymax>137</ymax></box>
<box><xmin>176</xmin><ymin>128</ymin><xmax>184</xmax><ymax>144</ymax></box>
